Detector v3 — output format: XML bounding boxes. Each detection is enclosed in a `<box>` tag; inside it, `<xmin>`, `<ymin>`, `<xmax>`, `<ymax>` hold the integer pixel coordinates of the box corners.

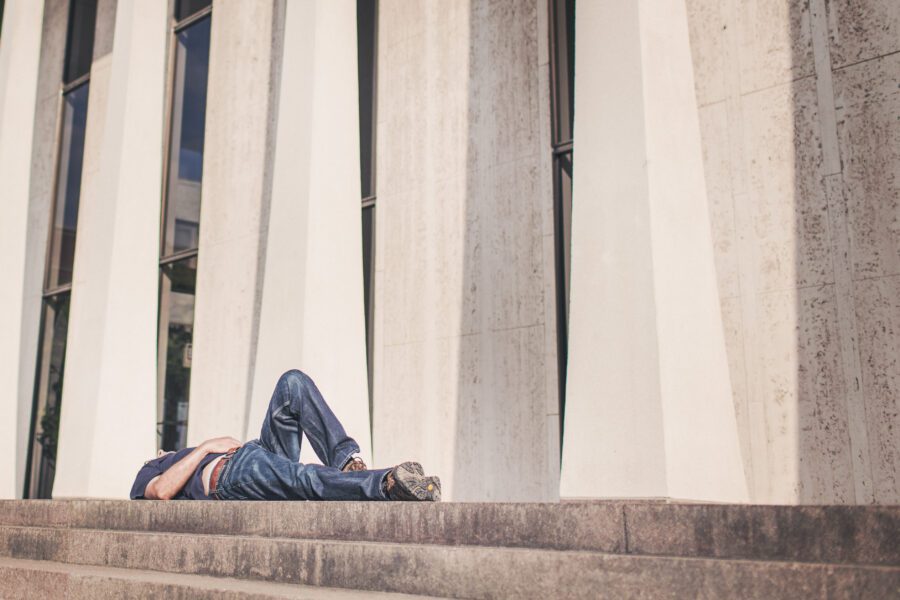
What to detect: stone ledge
<box><xmin>0</xmin><ymin>500</ymin><xmax>896</xmax><ymax>566</ymax></box>
<box><xmin>0</xmin><ymin>556</ymin><xmax>433</xmax><ymax>599</ymax></box>
<box><xmin>0</xmin><ymin>525</ymin><xmax>897</xmax><ymax>600</ymax></box>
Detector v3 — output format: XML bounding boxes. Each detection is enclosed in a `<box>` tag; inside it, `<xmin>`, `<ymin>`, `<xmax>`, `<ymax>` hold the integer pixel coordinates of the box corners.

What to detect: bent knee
<box><xmin>279</xmin><ymin>369</ymin><xmax>311</xmax><ymax>387</ymax></box>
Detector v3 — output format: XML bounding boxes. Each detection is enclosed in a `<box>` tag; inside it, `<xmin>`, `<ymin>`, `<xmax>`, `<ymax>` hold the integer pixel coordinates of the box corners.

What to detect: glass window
<box><xmin>358</xmin><ymin>0</ymin><xmax>378</xmax><ymax>435</ymax></box>
<box><xmin>161</xmin><ymin>16</ymin><xmax>210</xmax><ymax>257</ymax></box>
<box><xmin>550</xmin><ymin>0</ymin><xmax>575</xmax><ymax>145</ymax></box>
<box><xmin>157</xmin><ymin>257</ymin><xmax>197</xmax><ymax>451</ymax></box>
<box><xmin>176</xmin><ymin>0</ymin><xmax>212</xmax><ymax>22</ymax></box>
<box><xmin>549</xmin><ymin>0</ymin><xmax>575</xmax><ymax>437</ymax></box>
<box><xmin>357</xmin><ymin>0</ymin><xmax>378</xmax><ymax>199</ymax></box>
<box><xmin>46</xmin><ymin>83</ymin><xmax>90</xmax><ymax>290</ymax></box>
<box><xmin>25</xmin><ymin>0</ymin><xmax>98</xmax><ymax>501</ymax></box>
<box><xmin>556</xmin><ymin>152</ymin><xmax>573</xmax><ymax>321</ymax></box>
<box><xmin>63</xmin><ymin>0</ymin><xmax>98</xmax><ymax>84</ymax></box>
<box><xmin>26</xmin><ymin>294</ymin><xmax>71</xmax><ymax>499</ymax></box>
<box><xmin>362</xmin><ymin>205</ymin><xmax>376</xmax><ymax>419</ymax></box>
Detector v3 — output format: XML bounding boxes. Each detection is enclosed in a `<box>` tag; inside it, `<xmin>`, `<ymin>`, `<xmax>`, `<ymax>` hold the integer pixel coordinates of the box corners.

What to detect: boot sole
<box><xmin>392</xmin><ymin>462</ymin><xmax>441</xmax><ymax>502</ymax></box>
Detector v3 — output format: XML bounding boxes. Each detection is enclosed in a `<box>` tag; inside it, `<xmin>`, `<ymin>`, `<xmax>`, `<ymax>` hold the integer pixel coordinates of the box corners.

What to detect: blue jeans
<box><xmin>213</xmin><ymin>370</ymin><xmax>390</xmax><ymax>501</ymax></box>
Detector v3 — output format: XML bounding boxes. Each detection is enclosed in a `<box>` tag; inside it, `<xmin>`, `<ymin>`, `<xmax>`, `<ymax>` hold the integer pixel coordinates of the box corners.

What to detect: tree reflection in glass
<box><xmin>46</xmin><ymin>83</ymin><xmax>89</xmax><ymax>290</ymax></box>
<box><xmin>28</xmin><ymin>294</ymin><xmax>70</xmax><ymax>499</ymax></box>
<box><xmin>157</xmin><ymin>258</ymin><xmax>197</xmax><ymax>451</ymax></box>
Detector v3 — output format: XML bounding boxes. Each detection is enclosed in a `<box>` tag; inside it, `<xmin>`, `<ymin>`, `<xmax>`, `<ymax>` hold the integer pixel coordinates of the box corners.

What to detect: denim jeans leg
<box><xmin>258</xmin><ymin>369</ymin><xmax>360</xmax><ymax>469</ymax></box>
<box><xmin>216</xmin><ymin>442</ymin><xmax>389</xmax><ymax>501</ymax></box>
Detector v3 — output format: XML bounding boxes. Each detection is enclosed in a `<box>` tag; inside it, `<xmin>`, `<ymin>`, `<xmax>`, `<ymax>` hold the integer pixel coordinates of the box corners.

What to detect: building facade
<box><xmin>0</xmin><ymin>0</ymin><xmax>897</xmax><ymax>504</ymax></box>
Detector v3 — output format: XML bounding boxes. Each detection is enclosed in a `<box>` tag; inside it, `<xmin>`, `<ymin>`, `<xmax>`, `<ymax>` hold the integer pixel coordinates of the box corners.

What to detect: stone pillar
<box><xmin>0</xmin><ymin>0</ymin><xmax>46</xmax><ymax>498</ymax></box>
<box><xmin>373</xmin><ymin>0</ymin><xmax>556</xmax><ymax>500</ymax></box>
<box><xmin>247</xmin><ymin>0</ymin><xmax>373</xmax><ymax>464</ymax></box>
<box><xmin>53</xmin><ymin>0</ymin><xmax>168</xmax><ymax>497</ymax></box>
<box><xmin>186</xmin><ymin>0</ymin><xmax>282</xmax><ymax>445</ymax></box>
<box><xmin>559</xmin><ymin>0</ymin><xmax>748</xmax><ymax>501</ymax></box>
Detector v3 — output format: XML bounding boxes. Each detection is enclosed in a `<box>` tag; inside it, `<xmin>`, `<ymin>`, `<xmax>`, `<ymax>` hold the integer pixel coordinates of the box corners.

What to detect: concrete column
<box><xmin>187</xmin><ymin>0</ymin><xmax>282</xmax><ymax>445</ymax></box>
<box><xmin>0</xmin><ymin>0</ymin><xmax>45</xmax><ymax>498</ymax></box>
<box><xmin>247</xmin><ymin>0</ymin><xmax>372</xmax><ymax>464</ymax></box>
<box><xmin>373</xmin><ymin>1</ymin><xmax>555</xmax><ymax>500</ymax></box>
<box><xmin>559</xmin><ymin>0</ymin><xmax>748</xmax><ymax>501</ymax></box>
<box><xmin>53</xmin><ymin>0</ymin><xmax>168</xmax><ymax>498</ymax></box>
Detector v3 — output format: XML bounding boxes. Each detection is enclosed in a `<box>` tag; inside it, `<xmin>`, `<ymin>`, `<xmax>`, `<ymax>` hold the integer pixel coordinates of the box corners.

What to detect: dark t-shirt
<box><xmin>130</xmin><ymin>448</ymin><xmax>223</xmax><ymax>500</ymax></box>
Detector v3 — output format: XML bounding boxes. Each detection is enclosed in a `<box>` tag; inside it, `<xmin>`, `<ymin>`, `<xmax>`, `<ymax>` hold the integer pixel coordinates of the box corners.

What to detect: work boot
<box><xmin>385</xmin><ymin>461</ymin><xmax>441</xmax><ymax>501</ymax></box>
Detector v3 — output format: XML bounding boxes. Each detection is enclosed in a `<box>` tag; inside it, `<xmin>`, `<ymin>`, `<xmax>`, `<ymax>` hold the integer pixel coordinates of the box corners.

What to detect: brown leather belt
<box><xmin>209</xmin><ymin>448</ymin><xmax>239</xmax><ymax>500</ymax></box>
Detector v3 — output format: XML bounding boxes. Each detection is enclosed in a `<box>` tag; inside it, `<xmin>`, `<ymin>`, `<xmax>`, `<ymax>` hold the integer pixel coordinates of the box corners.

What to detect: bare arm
<box><xmin>144</xmin><ymin>436</ymin><xmax>241</xmax><ymax>500</ymax></box>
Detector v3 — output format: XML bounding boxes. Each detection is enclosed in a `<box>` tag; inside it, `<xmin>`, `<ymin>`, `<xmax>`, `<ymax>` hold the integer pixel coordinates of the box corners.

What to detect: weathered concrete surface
<box><xmin>248</xmin><ymin>0</ymin><xmax>372</xmax><ymax>466</ymax></box>
<box><xmin>188</xmin><ymin>0</ymin><xmax>282</xmax><ymax>446</ymax></box>
<box><xmin>560</xmin><ymin>0</ymin><xmax>748</xmax><ymax>502</ymax></box>
<box><xmin>685</xmin><ymin>0</ymin><xmax>900</xmax><ymax>503</ymax></box>
<box><xmin>0</xmin><ymin>500</ymin><xmax>896</xmax><ymax>567</ymax></box>
<box><xmin>0</xmin><ymin>557</ymin><xmax>433</xmax><ymax>599</ymax></box>
<box><xmin>0</xmin><ymin>524</ymin><xmax>896</xmax><ymax>600</ymax></box>
<box><xmin>373</xmin><ymin>0</ymin><xmax>558</xmax><ymax>501</ymax></box>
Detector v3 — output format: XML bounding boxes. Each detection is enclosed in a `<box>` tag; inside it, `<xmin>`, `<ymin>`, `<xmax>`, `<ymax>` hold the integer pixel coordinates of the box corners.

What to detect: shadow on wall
<box><xmin>691</xmin><ymin>0</ymin><xmax>898</xmax><ymax>504</ymax></box>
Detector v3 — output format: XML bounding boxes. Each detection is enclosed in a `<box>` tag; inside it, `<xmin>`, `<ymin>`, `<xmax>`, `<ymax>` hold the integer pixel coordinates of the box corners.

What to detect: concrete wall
<box><xmin>685</xmin><ymin>0</ymin><xmax>900</xmax><ymax>503</ymax></box>
<box><xmin>559</xmin><ymin>0</ymin><xmax>748</xmax><ymax>502</ymax></box>
<box><xmin>0</xmin><ymin>0</ymin><xmax>47</xmax><ymax>498</ymax></box>
<box><xmin>372</xmin><ymin>0</ymin><xmax>559</xmax><ymax>501</ymax></box>
<box><xmin>53</xmin><ymin>0</ymin><xmax>168</xmax><ymax>498</ymax></box>
<box><xmin>0</xmin><ymin>0</ymin><xmax>896</xmax><ymax>503</ymax></box>
<box><xmin>248</xmin><ymin>0</ymin><xmax>372</xmax><ymax>465</ymax></box>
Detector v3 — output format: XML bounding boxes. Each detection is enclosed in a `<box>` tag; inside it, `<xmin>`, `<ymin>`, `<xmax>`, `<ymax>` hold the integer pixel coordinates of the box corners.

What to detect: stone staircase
<box><xmin>0</xmin><ymin>500</ymin><xmax>896</xmax><ymax>598</ymax></box>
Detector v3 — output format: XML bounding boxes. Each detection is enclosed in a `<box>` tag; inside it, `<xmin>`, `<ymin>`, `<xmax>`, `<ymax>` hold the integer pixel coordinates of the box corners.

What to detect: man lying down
<box><xmin>130</xmin><ymin>370</ymin><xmax>441</xmax><ymax>502</ymax></box>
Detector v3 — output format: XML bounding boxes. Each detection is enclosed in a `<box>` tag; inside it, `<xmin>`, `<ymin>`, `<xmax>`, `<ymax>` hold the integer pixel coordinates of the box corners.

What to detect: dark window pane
<box><xmin>157</xmin><ymin>258</ymin><xmax>197</xmax><ymax>451</ymax></box>
<box><xmin>550</xmin><ymin>0</ymin><xmax>575</xmax><ymax>145</ymax></box>
<box><xmin>565</xmin><ymin>0</ymin><xmax>575</xmax><ymax>138</ymax></box>
<box><xmin>176</xmin><ymin>0</ymin><xmax>212</xmax><ymax>22</ymax></box>
<box><xmin>557</xmin><ymin>152</ymin><xmax>573</xmax><ymax>321</ymax></box>
<box><xmin>553</xmin><ymin>151</ymin><xmax>572</xmax><ymax>433</ymax></box>
<box><xmin>162</xmin><ymin>17</ymin><xmax>210</xmax><ymax>257</ymax></box>
<box><xmin>362</xmin><ymin>205</ymin><xmax>376</xmax><ymax>419</ymax></box>
<box><xmin>26</xmin><ymin>293</ymin><xmax>71</xmax><ymax>499</ymax></box>
<box><xmin>357</xmin><ymin>0</ymin><xmax>378</xmax><ymax>199</ymax></box>
<box><xmin>47</xmin><ymin>83</ymin><xmax>90</xmax><ymax>289</ymax></box>
<box><xmin>63</xmin><ymin>0</ymin><xmax>98</xmax><ymax>83</ymax></box>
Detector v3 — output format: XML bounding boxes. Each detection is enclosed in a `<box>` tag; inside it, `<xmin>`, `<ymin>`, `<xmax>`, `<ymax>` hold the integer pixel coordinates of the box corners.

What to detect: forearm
<box><xmin>147</xmin><ymin>445</ymin><xmax>210</xmax><ymax>500</ymax></box>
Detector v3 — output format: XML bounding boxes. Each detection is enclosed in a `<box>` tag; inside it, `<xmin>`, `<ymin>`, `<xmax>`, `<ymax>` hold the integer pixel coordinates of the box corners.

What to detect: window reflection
<box><xmin>63</xmin><ymin>0</ymin><xmax>98</xmax><ymax>84</ymax></box>
<box><xmin>358</xmin><ymin>0</ymin><xmax>377</xmax><ymax>199</ymax></box>
<box><xmin>362</xmin><ymin>205</ymin><xmax>376</xmax><ymax>419</ymax></box>
<box><xmin>46</xmin><ymin>83</ymin><xmax>90</xmax><ymax>289</ymax></box>
<box><xmin>27</xmin><ymin>294</ymin><xmax>70</xmax><ymax>499</ymax></box>
<box><xmin>157</xmin><ymin>9</ymin><xmax>210</xmax><ymax>453</ymax></box>
<box><xmin>550</xmin><ymin>0</ymin><xmax>575</xmax><ymax>439</ymax></box>
<box><xmin>176</xmin><ymin>0</ymin><xmax>211</xmax><ymax>22</ymax></box>
<box><xmin>162</xmin><ymin>16</ymin><xmax>210</xmax><ymax>256</ymax></box>
<box><xmin>551</xmin><ymin>0</ymin><xmax>575</xmax><ymax>145</ymax></box>
<box><xmin>556</xmin><ymin>152</ymin><xmax>573</xmax><ymax>322</ymax></box>
<box><xmin>157</xmin><ymin>258</ymin><xmax>197</xmax><ymax>451</ymax></box>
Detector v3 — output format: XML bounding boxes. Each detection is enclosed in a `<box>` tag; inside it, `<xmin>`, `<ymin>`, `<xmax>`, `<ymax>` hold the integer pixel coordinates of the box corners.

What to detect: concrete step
<box><xmin>0</xmin><ymin>500</ymin><xmax>896</xmax><ymax>566</ymax></box>
<box><xmin>0</xmin><ymin>556</ymin><xmax>435</xmax><ymax>599</ymax></box>
<box><xmin>0</xmin><ymin>524</ymin><xmax>897</xmax><ymax>599</ymax></box>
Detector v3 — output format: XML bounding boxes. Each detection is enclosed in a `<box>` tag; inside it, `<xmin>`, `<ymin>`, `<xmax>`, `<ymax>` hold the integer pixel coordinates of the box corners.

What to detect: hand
<box><xmin>201</xmin><ymin>436</ymin><xmax>243</xmax><ymax>454</ymax></box>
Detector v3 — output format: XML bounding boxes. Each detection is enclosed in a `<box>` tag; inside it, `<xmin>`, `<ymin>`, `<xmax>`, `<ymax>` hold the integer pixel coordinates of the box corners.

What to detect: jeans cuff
<box><xmin>335</xmin><ymin>444</ymin><xmax>361</xmax><ymax>471</ymax></box>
